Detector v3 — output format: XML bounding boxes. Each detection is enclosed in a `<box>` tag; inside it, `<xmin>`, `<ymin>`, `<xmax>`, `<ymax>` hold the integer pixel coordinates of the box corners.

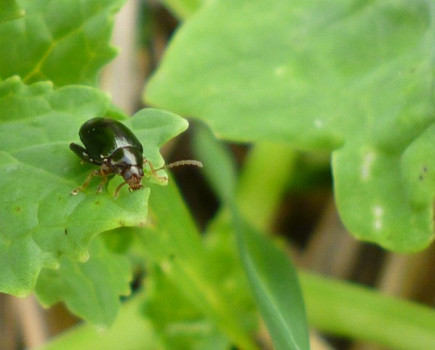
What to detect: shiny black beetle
<box><xmin>70</xmin><ymin>117</ymin><xmax>202</xmax><ymax>197</ymax></box>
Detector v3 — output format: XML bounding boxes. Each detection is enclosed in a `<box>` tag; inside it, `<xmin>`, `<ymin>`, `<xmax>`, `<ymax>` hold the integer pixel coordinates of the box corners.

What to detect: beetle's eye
<box><xmin>123</xmin><ymin>170</ymin><xmax>132</xmax><ymax>181</ymax></box>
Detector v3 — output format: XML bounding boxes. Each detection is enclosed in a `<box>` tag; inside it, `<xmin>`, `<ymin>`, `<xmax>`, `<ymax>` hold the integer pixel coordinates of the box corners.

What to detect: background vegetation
<box><xmin>1</xmin><ymin>1</ymin><xmax>434</xmax><ymax>349</ymax></box>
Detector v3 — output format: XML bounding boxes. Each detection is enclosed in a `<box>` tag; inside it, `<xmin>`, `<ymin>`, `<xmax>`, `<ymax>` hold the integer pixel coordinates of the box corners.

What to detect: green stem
<box><xmin>236</xmin><ymin>142</ymin><xmax>297</xmax><ymax>232</ymax></box>
<box><xmin>301</xmin><ymin>272</ymin><xmax>435</xmax><ymax>350</ymax></box>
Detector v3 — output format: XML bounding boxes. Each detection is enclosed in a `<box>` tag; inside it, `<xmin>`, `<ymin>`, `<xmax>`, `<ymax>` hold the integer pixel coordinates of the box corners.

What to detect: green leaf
<box><xmin>193</xmin><ymin>126</ymin><xmax>309</xmax><ymax>350</ymax></box>
<box><xmin>35</xmin><ymin>237</ymin><xmax>131</xmax><ymax>327</ymax></box>
<box><xmin>0</xmin><ymin>77</ymin><xmax>188</xmax><ymax>297</ymax></box>
<box><xmin>131</xmin><ymin>108</ymin><xmax>188</xmax><ymax>168</ymax></box>
<box><xmin>35</xmin><ymin>293</ymin><xmax>164</xmax><ymax>350</ymax></box>
<box><xmin>234</xmin><ymin>216</ymin><xmax>309</xmax><ymax>350</ymax></box>
<box><xmin>143</xmin><ymin>265</ymin><xmax>232</xmax><ymax>350</ymax></box>
<box><xmin>0</xmin><ymin>0</ymin><xmax>24</xmax><ymax>22</ymax></box>
<box><xmin>160</xmin><ymin>0</ymin><xmax>204</xmax><ymax>19</ymax></box>
<box><xmin>0</xmin><ymin>0</ymin><xmax>125</xmax><ymax>86</ymax></box>
<box><xmin>145</xmin><ymin>0</ymin><xmax>435</xmax><ymax>251</ymax></box>
<box><xmin>333</xmin><ymin>142</ymin><xmax>432</xmax><ymax>252</ymax></box>
<box><xmin>99</xmin><ymin>227</ymin><xmax>136</xmax><ymax>254</ymax></box>
<box><xmin>138</xmin><ymin>182</ymin><xmax>258</xmax><ymax>350</ymax></box>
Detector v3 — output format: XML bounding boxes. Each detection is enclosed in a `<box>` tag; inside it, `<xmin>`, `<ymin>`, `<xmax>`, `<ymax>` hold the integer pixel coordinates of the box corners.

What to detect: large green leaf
<box><xmin>0</xmin><ymin>0</ymin><xmax>125</xmax><ymax>86</ymax></box>
<box><xmin>145</xmin><ymin>0</ymin><xmax>435</xmax><ymax>252</ymax></box>
<box><xmin>35</xmin><ymin>237</ymin><xmax>131</xmax><ymax>327</ymax></box>
<box><xmin>0</xmin><ymin>0</ymin><xmax>24</xmax><ymax>22</ymax></box>
<box><xmin>0</xmin><ymin>77</ymin><xmax>188</xmax><ymax>297</ymax></box>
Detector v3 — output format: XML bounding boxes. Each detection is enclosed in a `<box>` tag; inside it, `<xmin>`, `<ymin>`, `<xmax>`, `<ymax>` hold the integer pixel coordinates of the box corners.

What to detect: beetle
<box><xmin>70</xmin><ymin>117</ymin><xmax>202</xmax><ymax>197</ymax></box>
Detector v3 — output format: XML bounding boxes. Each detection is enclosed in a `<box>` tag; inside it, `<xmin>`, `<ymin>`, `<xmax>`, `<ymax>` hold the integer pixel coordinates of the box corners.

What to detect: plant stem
<box><xmin>301</xmin><ymin>272</ymin><xmax>435</xmax><ymax>350</ymax></box>
<box><xmin>236</xmin><ymin>142</ymin><xmax>297</xmax><ymax>232</ymax></box>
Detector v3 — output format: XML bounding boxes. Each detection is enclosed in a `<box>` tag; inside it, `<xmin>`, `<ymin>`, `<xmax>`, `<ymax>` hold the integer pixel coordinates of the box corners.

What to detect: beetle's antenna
<box><xmin>144</xmin><ymin>159</ymin><xmax>203</xmax><ymax>183</ymax></box>
<box><xmin>162</xmin><ymin>160</ymin><xmax>203</xmax><ymax>169</ymax></box>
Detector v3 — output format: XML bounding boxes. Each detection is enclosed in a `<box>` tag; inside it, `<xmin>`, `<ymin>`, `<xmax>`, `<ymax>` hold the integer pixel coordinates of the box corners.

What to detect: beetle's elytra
<box><xmin>70</xmin><ymin>117</ymin><xmax>202</xmax><ymax>197</ymax></box>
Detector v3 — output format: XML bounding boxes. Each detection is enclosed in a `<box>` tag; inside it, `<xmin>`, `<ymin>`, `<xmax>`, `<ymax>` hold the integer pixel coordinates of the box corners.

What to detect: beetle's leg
<box><xmin>71</xmin><ymin>169</ymin><xmax>101</xmax><ymax>195</ymax></box>
<box><xmin>114</xmin><ymin>181</ymin><xmax>128</xmax><ymax>198</ymax></box>
<box><xmin>96</xmin><ymin>170</ymin><xmax>109</xmax><ymax>193</ymax></box>
<box><xmin>143</xmin><ymin>158</ymin><xmax>168</xmax><ymax>182</ymax></box>
<box><xmin>69</xmin><ymin>143</ymin><xmax>100</xmax><ymax>165</ymax></box>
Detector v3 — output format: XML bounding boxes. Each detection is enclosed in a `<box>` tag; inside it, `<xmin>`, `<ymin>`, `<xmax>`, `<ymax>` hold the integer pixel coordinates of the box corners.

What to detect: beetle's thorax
<box><xmin>107</xmin><ymin>146</ymin><xmax>144</xmax><ymax>190</ymax></box>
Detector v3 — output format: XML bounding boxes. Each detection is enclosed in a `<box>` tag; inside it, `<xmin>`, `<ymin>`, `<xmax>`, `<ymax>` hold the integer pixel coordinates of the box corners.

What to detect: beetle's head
<box><xmin>122</xmin><ymin>165</ymin><xmax>144</xmax><ymax>190</ymax></box>
<box><xmin>109</xmin><ymin>147</ymin><xmax>144</xmax><ymax>191</ymax></box>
